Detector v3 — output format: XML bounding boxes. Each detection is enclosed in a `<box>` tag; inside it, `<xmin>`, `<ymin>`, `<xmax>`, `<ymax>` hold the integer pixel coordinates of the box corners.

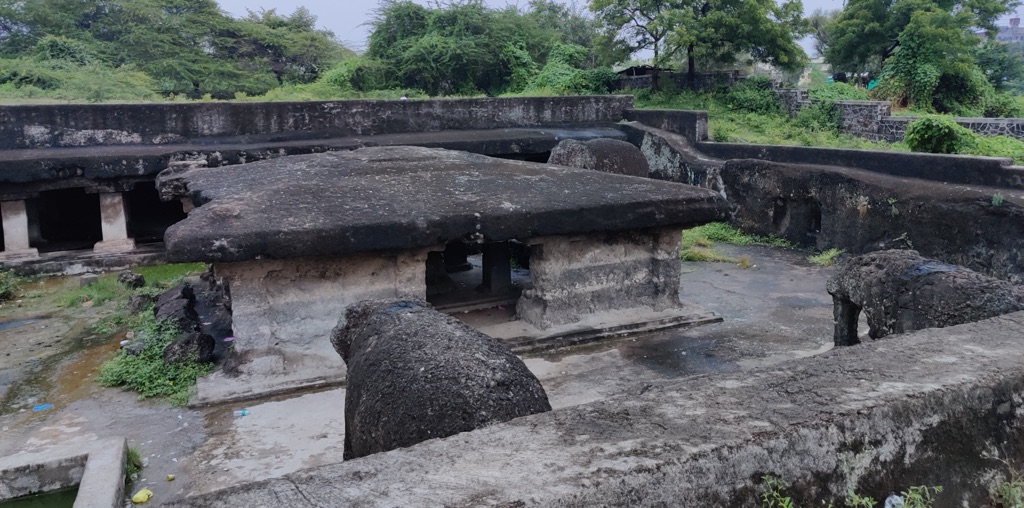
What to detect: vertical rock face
<box><xmin>331</xmin><ymin>299</ymin><xmax>551</xmax><ymax>460</ymax></box>
<box><xmin>827</xmin><ymin>249</ymin><xmax>1024</xmax><ymax>346</ymax></box>
<box><xmin>548</xmin><ymin>138</ymin><xmax>650</xmax><ymax>177</ymax></box>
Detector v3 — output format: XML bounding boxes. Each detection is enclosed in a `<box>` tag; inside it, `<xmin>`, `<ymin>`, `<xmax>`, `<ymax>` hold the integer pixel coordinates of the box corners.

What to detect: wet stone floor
<box><xmin>0</xmin><ymin>244</ymin><xmax>837</xmax><ymax>504</ymax></box>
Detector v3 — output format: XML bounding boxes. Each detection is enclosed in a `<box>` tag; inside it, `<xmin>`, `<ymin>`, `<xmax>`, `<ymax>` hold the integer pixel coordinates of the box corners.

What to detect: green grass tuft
<box><xmin>0</xmin><ymin>269</ymin><xmax>22</xmax><ymax>302</ymax></box>
<box><xmin>807</xmin><ymin>248</ymin><xmax>844</xmax><ymax>266</ymax></box>
<box><xmin>125</xmin><ymin>446</ymin><xmax>143</xmax><ymax>484</ymax></box>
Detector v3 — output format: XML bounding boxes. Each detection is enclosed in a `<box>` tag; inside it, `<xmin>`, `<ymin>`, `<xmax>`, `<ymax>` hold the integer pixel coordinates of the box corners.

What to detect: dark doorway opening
<box><xmin>34</xmin><ymin>189</ymin><xmax>101</xmax><ymax>252</ymax></box>
<box><xmin>125</xmin><ymin>182</ymin><xmax>187</xmax><ymax>244</ymax></box>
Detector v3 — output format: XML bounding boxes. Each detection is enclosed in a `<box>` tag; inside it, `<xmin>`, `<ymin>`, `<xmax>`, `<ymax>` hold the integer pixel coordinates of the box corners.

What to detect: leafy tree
<box><xmin>974</xmin><ymin>40</ymin><xmax>1024</xmax><ymax>91</ymax></box>
<box><xmin>589</xmin><ymin>0</ymin><xmax>809</xmax><ymax>82</ymax></box>
<box><xmin>365</xmin><ymin>0</ymin><xmax>605</xmax><ymax>96</ymax></box>
<box><xmin>825</xmin><ymin>0</ymin><xmax>1017</xmax><ymax>74</ymax></box>
<box><xmin>807</xmin><ymin>8</ymin><xmax>838</xmax><ymax>58</ymax></box>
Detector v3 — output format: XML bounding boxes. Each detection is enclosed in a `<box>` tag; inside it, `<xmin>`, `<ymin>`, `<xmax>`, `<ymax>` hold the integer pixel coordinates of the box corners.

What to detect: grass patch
<box><xmin>59</xmin><ymin>274</ymin><xmax>126</xmax><ymax>308</ymax></box>
<box><xmin>59</xmin><ymin>263</ymin><xmax>204</xmax><ymax>309</ymax></box>
<box><xmin>97</xmin><ymin>310</ymin><xmax>213</xmax><ymax>406</ymax></box>
<box><xmin>0</xmin><ymin>270</ymin><xmax>23</xmax><ymax>302</ymax></box>
<box><xmin>680</xmin><ymin>223</ymin><xmax>790</xmax><ymax>266</ymax></box>
<box><xmin>807</xmin><ymin>248</ymin><xmax>844</xmax><ymax>267</ymax></box>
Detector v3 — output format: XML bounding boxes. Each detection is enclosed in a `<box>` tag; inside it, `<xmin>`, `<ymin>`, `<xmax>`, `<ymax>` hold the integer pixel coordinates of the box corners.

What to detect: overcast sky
<box><xmin>215</xmin><ymin>0</ymin><xmax>1021</xmax><ymax>57</ymax></box>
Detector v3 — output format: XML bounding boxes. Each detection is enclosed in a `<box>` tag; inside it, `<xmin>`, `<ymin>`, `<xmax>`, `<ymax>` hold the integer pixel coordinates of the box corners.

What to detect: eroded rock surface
<box><xmin>827</xmin><ymin>249</ymin><xmax>1024</xmax><ymax>345</ymax></box>
<box><xmin>548</xmin><ymin>138</ymin><xmax>650</xmax><ymax>177</ymax></box>
<box><xmin>331</xmin><ymin>299</ymin><xmax>551</xmax><ymax>460</ymax></box>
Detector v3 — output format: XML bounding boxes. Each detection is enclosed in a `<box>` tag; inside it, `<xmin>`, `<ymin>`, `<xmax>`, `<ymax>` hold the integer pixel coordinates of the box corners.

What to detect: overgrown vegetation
<box><xmin>97</xmin><ymin>311</ymin><xmax>212</xmax><ymax>406</ymax></box>
<box><xmin>0</xmin><ymin>270</ymin><xmax>22</xmax><ymax>302</ymax></box>
<box><xmin>759</xmin><ymin>475</ymin><xmax>943</xmax><ymax>508</ymax></box>
<box><xmin>905</xmin><ymin>116</ymin><xmax>1024</xmax><ymax>164</ymax></box>
<box><xmin>80</xmin><ymin>263</ymin><xmax>208</xmax><ymax>406</ymax></box>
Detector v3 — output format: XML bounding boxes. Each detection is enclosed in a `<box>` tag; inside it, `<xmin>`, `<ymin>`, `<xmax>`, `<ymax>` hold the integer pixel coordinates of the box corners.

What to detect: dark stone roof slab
<box><xmin>164</xmin><ymin>146</ymin><xmax>727</xmax><ymax>262</ymax></box>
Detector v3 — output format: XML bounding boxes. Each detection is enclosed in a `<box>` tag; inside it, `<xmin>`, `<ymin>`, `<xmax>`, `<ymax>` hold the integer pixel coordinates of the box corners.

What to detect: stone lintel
<box><xmin>192</xmin><ymin>248</ymin><xmax>436</xmax><ymax>406</ymax></box>
<box><xmin>517</xmin><ymin>226</ymin><xmax>682</xmax><ymax>329</ymax></box>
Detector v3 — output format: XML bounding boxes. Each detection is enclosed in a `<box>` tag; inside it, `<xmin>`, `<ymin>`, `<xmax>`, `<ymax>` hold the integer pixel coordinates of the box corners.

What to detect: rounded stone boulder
<box><xmin>331</xmin><ymin>299</ymin><xmax>552</xmax><ymax>460</ymax></box>
<box><xmin>548</xmin><ymin>138</ymin><xmax>650</xmax><ymax>177</ymax></box>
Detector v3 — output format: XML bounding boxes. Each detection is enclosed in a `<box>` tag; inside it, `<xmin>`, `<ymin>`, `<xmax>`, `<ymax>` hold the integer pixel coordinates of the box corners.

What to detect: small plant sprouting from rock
<box><xmin>125</xmin><ymin>446</ymin><xmax>143</xmax><ymax>485</ymax></box>
<box><xmin>887</xmin><ymin>197</ymin><xmax>899</xmax><ymax>217</ymax></box>
<box><xmin>808</xmin><ymin>248</ymin><xmax>844</xmax><ymax>267</ymax></box>
<box><xmin>758</xmin><ymin>474</ymin><xmax>942</xmax><ymax>508</ymax></box>
<box><xmin>986</xmin><ymin>453</ymin><xmax>1024</xmax><ymax>508</ymax></box>
<box><xmin>760</xmin><ymin>475</ymin><xmax>798</xmax><ymax>508</ymax></box>
<box><xmin>992</xmin><ymin>193</ymin><xmax>1005</xmax><ymax>207</ymax></box>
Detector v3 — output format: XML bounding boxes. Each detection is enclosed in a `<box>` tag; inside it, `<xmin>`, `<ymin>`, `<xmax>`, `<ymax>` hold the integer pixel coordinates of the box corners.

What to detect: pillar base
<box><xmin>0</xmin><ymin>248</ymin><xmax>39</xmax><ymax>261</ymax></box>
<box><xmin>93</xmin><ymin>238</ymin><xmax>135</xmax><ymax>254</ymax></box>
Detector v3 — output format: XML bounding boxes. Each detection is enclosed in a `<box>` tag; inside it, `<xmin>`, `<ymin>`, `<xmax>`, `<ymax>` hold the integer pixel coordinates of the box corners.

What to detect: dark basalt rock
<box><xmin>331</xmin><ymin>298</ymin><xmax>551</xmax><ymax>460</ymax></box>
<box><xmin>154</xmin><ymin>283</ymin><xmax>200</xmax><ymax>333</ymax></box>
<box><xmin>827</xmin><ymin>249</ymin><xmax>1024</xmax><ymax>346</ymax></box>
<box><xmin>548</xmin><ymin>138</ymin><xmax>650</xmax><ymax>178</ymax></box>
<box><xmin>162</xmin><ymin>146</ymin><xmax>727</xmax><ymax>263</ymax></box>
<box><xmin>117</xmin><ymin>270</ymin><xmax>145</xmax><ymax>289</ymax></box>
<box><xmin>163</xmin><ymin>331</ymin><xmax>215</xmax><ymax>364</ymax></box>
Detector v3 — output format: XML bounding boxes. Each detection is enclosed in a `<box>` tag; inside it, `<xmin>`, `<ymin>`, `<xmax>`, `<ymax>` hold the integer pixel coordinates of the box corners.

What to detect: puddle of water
<box><xmin>617</xmin><ymin>336</ymin><xmax>740</xmax><ymax>377</ymax></box>
<box><xmin>0</xmin><ymin>319</ymin><xmax>41</xmax><ymax>332</ymax></box>
<box><xmin>0</xmin><ymin>487</ymin><xmax>78</xmax><ymax>508</ymax></box>
<box><xmin>0</xmin><ymin>318</ymin><xmax>123</xmax><ymax>417</ymax></box>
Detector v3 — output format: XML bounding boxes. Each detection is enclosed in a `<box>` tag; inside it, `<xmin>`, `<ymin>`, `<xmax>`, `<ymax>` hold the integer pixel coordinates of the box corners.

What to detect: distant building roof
<box><xmin>616</xmin><ymin>65</ymin><xmax>673</xmax><ymax>77</ymax></box>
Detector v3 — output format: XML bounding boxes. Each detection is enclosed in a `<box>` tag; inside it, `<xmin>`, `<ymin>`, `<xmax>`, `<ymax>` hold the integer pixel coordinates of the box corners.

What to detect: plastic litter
<box><xmin>31</xmin><ymin>404</ymin><xmax>53</xmax><ymax>411</ymax></box>
<box><xmin>223</xmin><ymin>336</ymin><xmax>235</xmax><ymax>342</ymax></box>
<box><xmin>166</xmin><ymin>474</ymin><xmax>175</xmax><ymax>481</ymax></box>
<box><xmin>131</xmin><ymin>488</ymin><xmax>154</xmax><ymax>504</ymax></box>
<box><xmin>233</xmin><ymin>409</ymin><xmax>249</xmax><ymax>417</ymax></box>
<box><xmin>884</xmin><ymin>494</ymin><xmax>904</xmax><ymax>508</ymax></box>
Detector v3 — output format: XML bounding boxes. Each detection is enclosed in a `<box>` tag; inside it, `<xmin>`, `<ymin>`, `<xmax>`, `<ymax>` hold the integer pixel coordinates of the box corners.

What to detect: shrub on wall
<box><xmin>795</xmin><ymin>100</ymin><xmax>842</xmax><ymax>133</ymax></box>
<box><xmin>722</xmin><ymin>77</ymin><xmax>781</xmax><ymax>115</ymax></box>
<box><xmin>905</xmin><ymin>116</ymin><xmax>978</xmax><ymax>154</ymax></box>
<box><xmin>808</xmin><ymin>82</ymin><xmax>869</xmax><ymax>101</ymax></box>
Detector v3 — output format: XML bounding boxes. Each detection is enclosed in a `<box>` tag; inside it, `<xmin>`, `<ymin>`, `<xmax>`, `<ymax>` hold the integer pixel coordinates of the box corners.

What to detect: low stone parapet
<box><xmin>167</xmin><ymin>311</ymin><xmax>1024</xmax><ymax>507</ymax></box>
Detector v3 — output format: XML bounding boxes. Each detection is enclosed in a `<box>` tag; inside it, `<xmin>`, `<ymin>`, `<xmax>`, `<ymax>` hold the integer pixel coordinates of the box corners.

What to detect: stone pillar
<box><xmin>0</xmin><ymin>200</ymin><xmax>39</xmax><ymax>260</ymax></box>
<box><xmin>481</xmin><ymin>241</ymin><xmax>512</xmax><ymax>293</ymax></box>
<box><xmin>517</xmin><ymin>227</ymin><xmax>682</xmax><ymax>329</ymax></box>
<box><xmin>93</xmin><ymin>192</ymin><xmax>135</xmax><ymax>253</ymax></box>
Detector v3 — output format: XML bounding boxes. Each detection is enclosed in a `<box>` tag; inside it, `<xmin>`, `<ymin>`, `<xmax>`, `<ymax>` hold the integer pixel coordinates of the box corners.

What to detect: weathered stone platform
<box><xmin>163</xmin><ymin>146</ymin><xmax>727</xmax><ymax>404</ymax></box>
<box><xmin>168</xmin><ymin>312</ymin><xmax>1024</xmax><ymax>507</ymax></box>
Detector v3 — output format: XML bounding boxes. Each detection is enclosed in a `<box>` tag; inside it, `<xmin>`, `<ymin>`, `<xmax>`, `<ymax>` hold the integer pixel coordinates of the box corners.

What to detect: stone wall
<box><xmin>696</xmin><ymin>141</ymin><xmax>1024</xmax><ymax>189</ymax></box>
<box><xmin>615</xmin><ymin>71</ymin><xmax>742</xmax><ymax>93</ymax></box>
<box><xmin>0</xmin><ymin>96</ymin><xmax>634</xmax><ymax>150</ymax></box>
<box><xmin>774</xmin><ymin>88</ymin><xmax>1024</xmax><ymax>141</ymax></box>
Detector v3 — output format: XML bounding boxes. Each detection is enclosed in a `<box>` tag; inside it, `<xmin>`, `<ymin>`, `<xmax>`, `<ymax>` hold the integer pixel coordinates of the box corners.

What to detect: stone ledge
<box><xmin>169</xmin><ymin>311</ymin><xmax>1024</xmax><ymax>507</ymax></box>
<box><xmin>0</xmin><ymin>437</ymin><xmax>126</xmax><ymax>508</ymax></box>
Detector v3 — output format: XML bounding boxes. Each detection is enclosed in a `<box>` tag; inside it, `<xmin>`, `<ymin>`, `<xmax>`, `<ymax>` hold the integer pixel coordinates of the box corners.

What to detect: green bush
<box><xmin>795</xmin><ymin>101</ymin><xmax>842</xmax><ymax>133</ymax></box>
<box><xmin>904</xmin><ymin>116</ymin><xmax>978</xmax><ymax>154</ymax></box>
<box><xmin>973</xmin><ymin>136</ymin><xmax>1024</xmax><ymax>164</ymax></box>
<box><xmin>808</xmin><ymin>82</ymin><xmax>869</xmax><ymax>101</ymax></box>
<box><xmin>982</xmin><ymin>92</ymin><xmax>1024</xmax><ymax>118</ymax></box>
<box><xmin>723</xmin><ymin>77</ymin><xmax>781</xmax><ymax>115</ymax></box>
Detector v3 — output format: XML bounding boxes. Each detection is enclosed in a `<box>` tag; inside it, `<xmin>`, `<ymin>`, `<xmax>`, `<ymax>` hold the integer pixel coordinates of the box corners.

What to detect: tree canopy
<box><xmin>589</xmin><ymin>0</ymin><xmax>809</xmax><ymax>80</ymax></box>
<box><xmin>361</xmin><ymin>0</ymin><xmax>612</xmax><ymax>96</ymax></box>
<box><xmin>823</xmin><ymin>0</ymin><xmax>1020</xmax><ymax>113</ymax></box>
<box><xmin>0</xmin><ymin>0</ymin><xmax>350</xmax><ymax>99</ymax></box>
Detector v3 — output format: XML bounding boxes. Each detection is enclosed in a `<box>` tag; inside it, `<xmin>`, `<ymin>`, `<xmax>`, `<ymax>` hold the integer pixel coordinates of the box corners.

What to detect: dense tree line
<box><xmin>0</xmin><ymin>0</ymin><xmax>349</xmax><ymax>99</ymax></box>
<box><xmin>333</xmin><ymin>0</ymin><xmax>621</xmax><ymax>97</ymax></box>
<box><xmin>817</xmin><ymin>0</ymin><xmax>1023</xmax><ymax>114</ymax></box>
